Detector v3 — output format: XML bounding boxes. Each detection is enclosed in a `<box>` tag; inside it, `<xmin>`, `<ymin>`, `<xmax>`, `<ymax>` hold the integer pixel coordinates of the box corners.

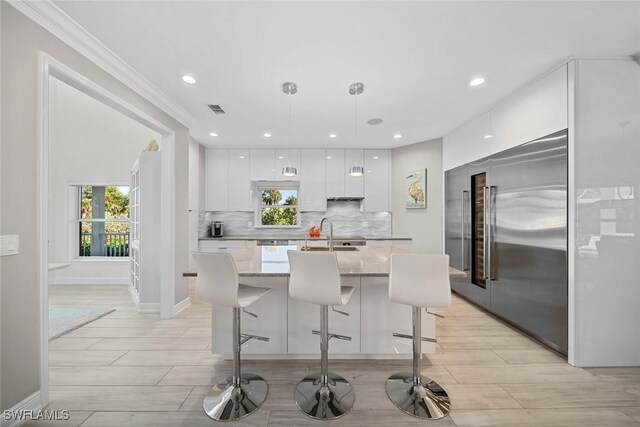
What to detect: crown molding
<box><xmin>8</xmin><ymin>0</ymin><xmax>196</xmax><ymax>129</ymax></box>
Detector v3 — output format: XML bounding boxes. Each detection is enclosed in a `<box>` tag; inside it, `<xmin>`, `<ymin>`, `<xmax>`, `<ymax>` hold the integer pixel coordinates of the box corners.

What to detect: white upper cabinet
<box><xmin>364</xmin><ymin>149</ymin><xmax>390</xmax><ymax>211</ymax></box>
<box><xmin>299</xmin><ymin>149</ymin><xmax>327</xmax><ymax>211</ymax></box>
<box><xmin>205</xmin><ymin>148</ymin><xmax>229</xmax><ymax>211</ymax></box>
<box><xmin>325</xmin><ymin>149</ymin><xmax>345</xmax><ymax>198</ymax></box>
<box><xmin>275</xmin><ymin>149</ymin><xmax>301</xmax><ymax>181</ymax></box>
<box><xmin>345</xmin><ymin>149</ymin><xmax>364</xmax><ymax>198</ymax></box>
<box><xmin>250</xmin><ymin>149</ymin><xmax>276</xmax><ymax>181</ymax></box>
<box><xmin>443</xmin><ymin>64</ymin><xmax>568</xmax><ymax>170</ymax></box>
<box><xmin>228</xmin><ymin>149</ymin><xmax>251</xmax><ymax>211</ymax></box>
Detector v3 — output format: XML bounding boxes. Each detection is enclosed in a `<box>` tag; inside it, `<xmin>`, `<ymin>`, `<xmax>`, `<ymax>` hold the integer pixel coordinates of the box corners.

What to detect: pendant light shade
<box><xmin>281</xmin><ymin>82</ymin><xmax>298</xmax><ymax>177</ymax></box>
<box><xmin>349</xmin><ymin>165</ymin><xmax>364</xmax><ymax>177</ymax></box>
<box><xmin>282</xmin><ymin>165</ymin><xmax>298</xmax><ymax>177</ymax></box>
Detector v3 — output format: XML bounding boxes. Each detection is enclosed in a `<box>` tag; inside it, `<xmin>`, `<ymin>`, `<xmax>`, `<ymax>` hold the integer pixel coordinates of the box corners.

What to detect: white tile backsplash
<box><xmin>199</xmin><ymin>201</ymin><xmax>391</xmax><ymax>238</ymax></box>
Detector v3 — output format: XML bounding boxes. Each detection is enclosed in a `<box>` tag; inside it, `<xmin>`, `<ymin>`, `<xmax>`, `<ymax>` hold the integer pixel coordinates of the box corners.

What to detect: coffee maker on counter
<box><xmin>211</xmin><ymin>221</ymin><xmax>224</xmax><ymax>238</ymax></box>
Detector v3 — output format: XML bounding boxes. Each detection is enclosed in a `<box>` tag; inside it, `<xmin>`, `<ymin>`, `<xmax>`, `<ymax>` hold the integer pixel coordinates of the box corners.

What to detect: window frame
<box><xmin>253</xmin><ymin>182</ymin><xmax>301</xmax><ymax>229</ymax></box>
<box><xmin>68</xmin><ymin>182</ymin><xmax>131</xmax><ymax>262</ymax></box>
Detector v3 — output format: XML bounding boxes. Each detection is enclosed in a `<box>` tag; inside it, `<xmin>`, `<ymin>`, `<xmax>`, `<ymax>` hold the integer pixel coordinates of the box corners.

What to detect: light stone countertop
<box><xmin>184</xmin><ymin>245</ymin><xmax>466</xmax><ymax>278</ymax></box>
<box><xmin>198</xmin><ymin>236</ymin><xmax>412</xmax><ymax>241</ymax></box>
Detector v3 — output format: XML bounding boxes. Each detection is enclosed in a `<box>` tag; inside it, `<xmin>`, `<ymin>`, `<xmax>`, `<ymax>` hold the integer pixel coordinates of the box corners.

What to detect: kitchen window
<box><xmin>73</xmin><ymin>185</ymin><xmax>130</xmax><ymax>258</ymax></box>
<box><xmin>255</xmin><ymin>184</ymin><xmax>300</xmax><ymax>227</ymax></box>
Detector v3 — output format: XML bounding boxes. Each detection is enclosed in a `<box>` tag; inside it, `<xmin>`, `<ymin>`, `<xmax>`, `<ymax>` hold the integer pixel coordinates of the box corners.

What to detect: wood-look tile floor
<box><xmin>33</xmin><ymin>284</ymin><xmax>640</xmax><ymax>426</ymax></box>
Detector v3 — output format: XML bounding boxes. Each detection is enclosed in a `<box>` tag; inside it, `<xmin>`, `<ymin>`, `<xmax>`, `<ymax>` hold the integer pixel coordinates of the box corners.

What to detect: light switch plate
<box><xmin>362</xmin><ymin>222</ymin><xmax>369</xmax><ymax>228</ymax></box>
<box><xmin>0</xmin><ymin>235</ymin><xmax>19</xmax><ymax>256</ymax></box>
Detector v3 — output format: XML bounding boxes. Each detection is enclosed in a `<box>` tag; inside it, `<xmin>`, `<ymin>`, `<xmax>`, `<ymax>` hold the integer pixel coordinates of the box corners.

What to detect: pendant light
<box><xmin>281</xmin><ymin>82</ymin><xmax>298</xmax><ymax>177</ymax></box>
<box><xmin>348</xmin><ymin>82</ymin><xmax>365</xmax><ymax>177</ymax></box>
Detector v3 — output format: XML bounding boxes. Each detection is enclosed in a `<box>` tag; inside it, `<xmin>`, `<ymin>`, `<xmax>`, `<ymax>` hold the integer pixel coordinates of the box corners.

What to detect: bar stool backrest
<box><xmin>287</xmin><ymin>251</ymin><xmax>342</xmax><ymax>306</ymax></box>
<box><xmin>193</xmin><ymin>252</ymin><xmax>240</xmax><ymax>308</ymax></box>
<box><xmin>389</xmin><ymin>253</ymin><xmax>451</xmax><ymax>308</ymax></box>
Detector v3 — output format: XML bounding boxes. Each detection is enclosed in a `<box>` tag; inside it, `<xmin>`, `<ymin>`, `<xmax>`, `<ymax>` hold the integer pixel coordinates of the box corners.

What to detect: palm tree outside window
<box><xmin>257</xmin><ymin>186</ymin><xmax>300</xmax><ymax>227</ymax></box>
<box><xmin>78</xmin><ymin>185</ymin><xmax>130</xmax><ymax>257</ymax></box>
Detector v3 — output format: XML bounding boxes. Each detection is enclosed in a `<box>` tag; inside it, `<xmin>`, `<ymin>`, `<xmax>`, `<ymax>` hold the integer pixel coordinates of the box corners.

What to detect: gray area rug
<box><xmin>49</xmin><ymin>306</ymin><xmax>115</xmax><ymax>340</ymax></box>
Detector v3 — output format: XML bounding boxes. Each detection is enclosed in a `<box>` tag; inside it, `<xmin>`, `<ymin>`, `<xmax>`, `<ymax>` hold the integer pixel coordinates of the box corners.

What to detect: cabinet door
<box><xmin>198</xmin><ymin>240</ymin><xmax>246</xmax><ymax>252</ymax></box>
<box><xmin>250</xmin><ymin>149</ymin><xmax>276</xmax><ymax>181</ymax></box>
<box><xmin>345</xmin><ymin>149</ymin><xmax>364</xmax><ymax>197</ymax></box>
<box><xmin>325</xmin><ymin>149</ymin><xmax>345</xmax><ymax>198</ymax></box>
<box><xmin>275</xmin><ymin>149</ymin><xmax>301</xmax><ymax>181</ymax></box>
<box><xmin>364</xmin><ymin>149</ymin><xmax>390</xmax><ymax>211</ymax></box>
<box><xmin>228</xmin><ymin>149</ymin><xmax>251</xmax><ymax>211</ymax></box>
<box><xmin>360</xmin><ymin>277</ymin><xmax>435</xmax><ymax>355</ymax></box>
<box><xmin>205</xmin><ymin>149</ymin><xmax>228</xmax><ymax>211</ymax></box>
<box><xmin>211</xmin><ymin>277</ymin><xmax>288</xmax><ymax>355</ymax></box>
<box><xmin>299</xmin><ymin>149</ymin><xmax>327</xmax><ymax>211</ymax></box>
<box><xmin>288</xmin><ymin>277</ymin><xmax>361</xmax><ymax>354</ymax></box>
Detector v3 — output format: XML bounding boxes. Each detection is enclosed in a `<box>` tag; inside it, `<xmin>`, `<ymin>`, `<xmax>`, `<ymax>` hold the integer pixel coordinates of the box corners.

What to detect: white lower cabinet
<box><xmin>287</xmin><ymin>276</ymin><xmax>361</xmax><ymax>354</ymax></box>
<box><xmin>211</xmin><ymin>277</ymin><xmax>288</xmax><ymax>355</ymax></box>
<box><xmin>206</xmin><ymin>274</ymin><xmax>436</xmax><ymax>357</ymax></box>
<box><xmin>360</xmin><ymin>277</ymin><xmax>435</xmax><ymax>354</ymax></box>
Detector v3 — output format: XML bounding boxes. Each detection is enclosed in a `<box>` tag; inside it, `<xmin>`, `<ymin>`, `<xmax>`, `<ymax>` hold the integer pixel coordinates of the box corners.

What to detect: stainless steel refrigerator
<box><xmin>445</xmin><ymin>130</ymin><xmax>568</xmax><ymax>355</ymax></box>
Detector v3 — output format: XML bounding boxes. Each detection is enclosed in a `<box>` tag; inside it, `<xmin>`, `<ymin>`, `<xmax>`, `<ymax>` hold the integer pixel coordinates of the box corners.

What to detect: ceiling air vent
<box><xmin>207</xmin><ymin>104</ymin><xmax>226</xmax><ymax>114</ymax></box>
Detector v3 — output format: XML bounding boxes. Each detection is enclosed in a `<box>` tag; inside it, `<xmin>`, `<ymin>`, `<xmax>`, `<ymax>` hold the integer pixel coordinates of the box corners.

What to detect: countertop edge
<box><xmin>198</xmin><ymin>236</ymin><xmax>413</xmax><ymax>241</ymax></box>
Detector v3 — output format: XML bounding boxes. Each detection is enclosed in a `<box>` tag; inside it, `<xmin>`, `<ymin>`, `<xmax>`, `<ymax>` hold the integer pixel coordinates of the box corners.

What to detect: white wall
<box><xmin>392</xmin><ymin>138</ymin><xmax>443</xmax><ymax>254</ymax></box>
<box><xmin>188</xmin><ymin>139</ymin><xmax>200</xmax><ymax>268</ymax></box>
<box><xmin>48</xmin><ymin>77</ymin><xmax>161</xmax><ymax>284</ymax></box>
<box><xmin>1</xmin><ymin>3</ymin><xmax>190</xmax><ymax>410</ymax></box>
<box><xmin>572</xmin><ymin>59</ymin><xmax>640</xmax><ymax>367</ymax></box>
<box><xmin>443</xmin><ymin>64</ymin><xmax>568</xmax><ymax>170</ymax></box>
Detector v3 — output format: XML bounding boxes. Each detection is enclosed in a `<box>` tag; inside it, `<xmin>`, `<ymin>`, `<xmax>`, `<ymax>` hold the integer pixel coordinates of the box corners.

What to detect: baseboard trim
<box><xmin>50</xmin><ymin>277</ymin><xmax>128</xmax><ymax>285</ymax></box>
<box><xmin>128</xmin><ymin>286</ymin><xmax>160</xmax><ymax>313</ymax></box>
<box><xmin>1</xmin><ymin>391</ymin><xmax>42</xmax><ymax>427</ymax></box>
<box><xmin>138</xmin><ymin>302</ymin><xmax>160</xmax><ymax>313</ymax></box>
<box><xmin>173</xmin><ymin>296</ymin><xmax>191</xmax><ymax>316</ymax></box>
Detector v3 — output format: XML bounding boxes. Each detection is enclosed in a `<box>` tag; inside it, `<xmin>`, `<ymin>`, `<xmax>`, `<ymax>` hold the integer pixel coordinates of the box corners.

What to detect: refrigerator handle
<box><xmin>483</xmin><ymin>186</ymin><xmax>490</xmax><ymax>280</ymax></box>
<box><xmin>486</xmin><ymin>186</ymin><xmax>497</xmax><ymax>281</ymax></box>
<box><xmin>462</xmin><ymin>190</ymin><xmax>469</xmax><ymax>271</ymax></box>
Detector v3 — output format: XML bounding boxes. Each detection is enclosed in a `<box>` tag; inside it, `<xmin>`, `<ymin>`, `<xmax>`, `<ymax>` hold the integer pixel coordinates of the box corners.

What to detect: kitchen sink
<box><xmin>301</xmin><ymin>246</ymin><xmax>360</xmax><ymax>252</ymax></box>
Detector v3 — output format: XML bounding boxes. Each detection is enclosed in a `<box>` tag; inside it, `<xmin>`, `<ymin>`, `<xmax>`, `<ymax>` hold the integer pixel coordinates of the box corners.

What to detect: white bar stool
<box><xmin>386</xmin><ymin>253</ymin><xmax>452</xmax><ymax>420</ymax></box>
<box><xmin>287</xmin><ymin>250</ymin><xmax>356</xmax><ymax>420</ymax></box>
<box><xmin>193</xmin><ymin>252</ymin><xmax>273</xmax><ymax>421</ymax></box>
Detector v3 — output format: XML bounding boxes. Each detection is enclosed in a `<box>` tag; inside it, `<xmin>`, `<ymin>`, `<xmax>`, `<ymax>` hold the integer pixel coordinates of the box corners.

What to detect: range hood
<box><xmin>327</xmin><ymin>197</ymin><xmax>364</xmax><ymax>201</ymax></box>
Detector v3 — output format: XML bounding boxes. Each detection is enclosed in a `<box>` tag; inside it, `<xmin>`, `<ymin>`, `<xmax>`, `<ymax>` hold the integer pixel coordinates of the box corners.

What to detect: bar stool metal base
<box><xmin>294</xmin><ymin>372</ymin><xmax>355</xmax><ymax>420</ymax></box>
<box><xmin>385</xmin><ymin>372</ymin><xmax>451</xmax><ymax>420</ymax></box>
<box><xmin>203</xmin><ymin>373</ymin><xmax>268</xmax><ymax>421</ymax></box>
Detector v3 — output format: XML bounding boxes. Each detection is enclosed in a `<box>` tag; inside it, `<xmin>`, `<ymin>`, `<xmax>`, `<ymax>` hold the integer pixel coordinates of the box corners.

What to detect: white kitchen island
<box><xmin>184</xmin><ymin>245</ymin><xmax>465</xmax><ymax>359</ymax></box>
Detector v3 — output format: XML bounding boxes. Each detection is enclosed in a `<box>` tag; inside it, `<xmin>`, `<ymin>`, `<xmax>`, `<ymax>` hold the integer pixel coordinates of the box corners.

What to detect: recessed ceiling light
<box><xmin>278</xmin><ymin>156</ymin><xmax>284</xmax><ymax>159</ymax></box>
<box><xmin>209</xmin><ymin>132</ymin><xmax>218</xmax><ymax>137</ymax></box>
<box><xmin>367</xmin><ymin>118</ymin><xmax>383</xmax><ymax>126</ymax></box>
<box><xmin>469</xmin><ymin>77</ymin><xmax>486</xmax><ymax>87</ymax></box>
<box><xmin>263</xmin><ymin>133</ymin><xmax>272</xmax><ymax>138</ymax></box>
<box><xmin>326</xmin><ymin>156</ymin><xmax>332</xmax><ymax>160</ymax></box>
<box><xmin>239</xmin><ymin>155</ymin><xmax>245</xmax><ymax>159</ymax></box>
<box><xmin>483</xmin><ymin>134</ymin><xmax>493</xmax><ymax>139</ymax></box>
<box><xmin>393</xmin><ymin>134</ymin><xmax>402</xmax><ymax>139</ymax></box>
<box><xmin>329</xmin><ymin>133</ymin><xmax>337</xmax><ymax>138</ymax></box>
<box><xmin>182</xmin><ymin>75</ymin><xmax>197</xmax><ymax>84</ymax></box>
<box><xmin>372</xmin><ymin>156</ymin><xmax>379</xmax><ymax>159</ymax></box>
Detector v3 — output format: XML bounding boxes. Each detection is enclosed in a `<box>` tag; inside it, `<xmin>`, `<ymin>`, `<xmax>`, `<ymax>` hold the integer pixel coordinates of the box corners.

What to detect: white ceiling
<box><xmin>53</xmin><ymin>1</ymin><xmax>640</xmax><ymax>149</ymax></box>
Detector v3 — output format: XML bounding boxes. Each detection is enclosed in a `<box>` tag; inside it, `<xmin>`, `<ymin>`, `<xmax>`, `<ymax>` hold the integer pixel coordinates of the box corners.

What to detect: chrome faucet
<box><xmin>320</xmin><ymin>217</ymin><xmax>334</xmax><ymax>251</ymax></box>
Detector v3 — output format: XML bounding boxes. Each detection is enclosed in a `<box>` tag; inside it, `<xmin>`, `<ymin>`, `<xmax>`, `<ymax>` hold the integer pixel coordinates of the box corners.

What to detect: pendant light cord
<box><xmin>355</xmin><ymin>90</ymin><xmax>358</xmax><ymax>145</ymax></box>
<box><xmin>288</xmin><ymin>89</ymin><xmax>292</xmax><ymax>144</ymax></box>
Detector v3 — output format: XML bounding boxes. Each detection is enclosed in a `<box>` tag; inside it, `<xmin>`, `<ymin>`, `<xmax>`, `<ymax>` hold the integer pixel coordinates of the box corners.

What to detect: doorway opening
<box><xmin>38</xmin><ymin>53</ymin><xmax>177</xmax><ymax>406</ymax></box>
